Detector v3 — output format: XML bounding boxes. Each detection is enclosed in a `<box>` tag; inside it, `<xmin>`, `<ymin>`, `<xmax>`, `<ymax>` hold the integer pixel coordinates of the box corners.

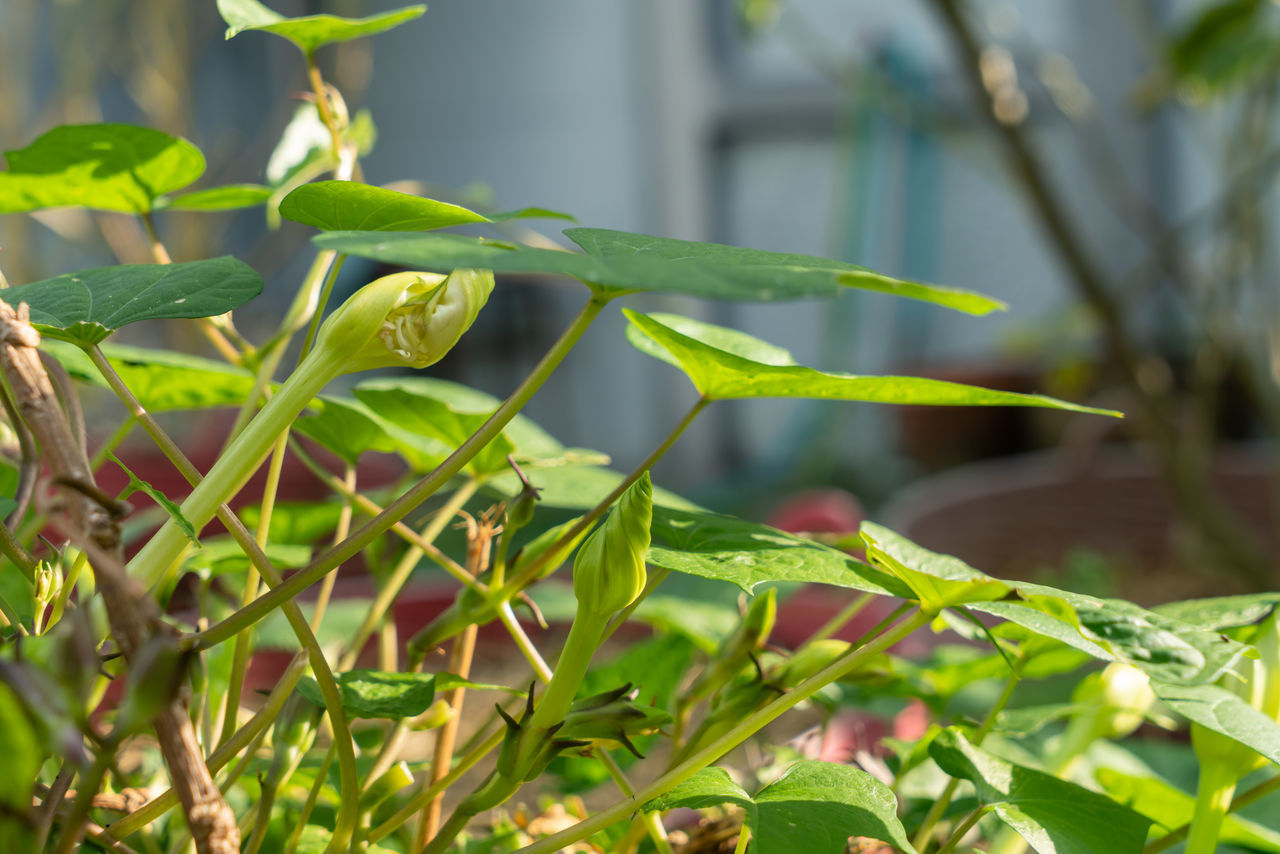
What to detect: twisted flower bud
<box><xmin>318</xmin><ymin>269</ymin><xmax>494</xmax><ymax>373</ymax></box>
<box><xmin>573</xmin><ymin>472</ymin><xmax>653</xmax><ymax>618</ymax></box>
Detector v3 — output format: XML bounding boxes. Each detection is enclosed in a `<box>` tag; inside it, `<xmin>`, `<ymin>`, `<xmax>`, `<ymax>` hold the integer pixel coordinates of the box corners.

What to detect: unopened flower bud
<box><xmin>317</xmin><ymin>268</ymin><xmax>494</xmax><ymax>373</ymax></box>
<box><xmin>1074</xmin><ymin>662</ymin><xmax>1155</xmax><ymax>740</ymax></box>
<box><xmin>572</xmin><ymin>473</ymin><xmax>652</xmax><ymax>618</ymax></box>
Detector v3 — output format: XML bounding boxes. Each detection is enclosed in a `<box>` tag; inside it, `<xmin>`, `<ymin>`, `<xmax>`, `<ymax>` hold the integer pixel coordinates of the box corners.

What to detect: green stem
<box><xmin>283</xmin><ymin>742</ymin><xmax>336</xmax><ymax>854</ymax></box>
<box><xmin>125</xmin><ymin>343</ymin><xmax>347</xmax><ymax>590</ymax></box>
<box><xmin>107</xmin><ymin>653</ymin><xmax>308</xmax><ymax>841</ymax></box>
<box><xmin>219</xmin><ymin>431</ymin><xmax>289</xmax><ymax>746</ymax></box>
<box><xmin>189</xmin><ymin>293</ymin><xmax>611</xmax><ymax>653</ymax></box>
<box><xmin>367</xmin><ymin>727</ymin><xmax>505</xmax><ymax>844</ymax></box>
<box><xmin>1185</xmin><ymin>761</ymin><xmax>1239</xmax><ymax>854</ymax></box>
<box><xmin>597</xmin><ymin>750</ymin><xmax>675</xmax><ymax>854</ymax></box>
<box><xmin>514</xmin><ymin>609</ymin><xmax>933</xmax><ymax>854</ymax></box>
<box><xmin>1144</xmin><ymin>773</ymin><xmax>1280</xmax><ymax>854</ymax></box>
<box><xmin>914</xmin><ymin>655</ymin><xmax>1026</xmax><ymax>851</ymax></box>
<box><xmin>732</xmin><ymin>824</ymin><xmax>751</xmax><ymax>854</ymax></box>
<box><xmin>935</xmin><ymin>806</ymin><xmax>987</xmax><ymax>854</ymax></box>
<box><xmin>528</xmin><ymin>609</ymin><xmax>608</xmax><ymax>731</ymax></box>
<box><xmin>498</xmin><ymin>600</ymin><xmax>554</xmax><ymax>681</ymax></box>
<box><xmin>311</xmin><ymin>464</ymin><xmax>355</xmax><ymax>631</ymax></box>
<box><xmin>506</xmin><ymin>397</ymin><xmax>708</xmax><ymax>595</ymax></box>
<box><xmin>336</xmin><ymin>477</ymin><xmax>482</xmax><ymax>670</ymax></box>
<box><xmin>806</xmin><ymin>592</ymin><xmax>874</xmax><ymax>644</ymax></box>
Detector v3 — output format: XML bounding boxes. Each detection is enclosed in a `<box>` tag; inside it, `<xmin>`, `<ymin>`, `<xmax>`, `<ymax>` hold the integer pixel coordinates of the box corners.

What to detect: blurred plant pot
<box><xmin>894</xmin><ymin>361</ymin><xmax>1049</xmax><ymax>471</ymax></box>
<box><xmin>878</xmin><ymin>444</ymin><xmax>1280</xmax><ymax>602</ymax></box>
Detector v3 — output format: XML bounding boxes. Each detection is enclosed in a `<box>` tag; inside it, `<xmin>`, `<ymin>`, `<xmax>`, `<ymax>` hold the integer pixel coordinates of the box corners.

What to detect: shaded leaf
<box><xmin>1167</xmin><ymin>0</ymin><xmax>1280</xmax><ymax>98</ymax></box>
<box><xmin>239</xmin><ymin>500</ymin><xmax>348</xmax><ymax>546</ymax></box>
<box><xmin>1096</xmin><ymin>767</ymin><xmax>1280</xmax><ymax>850</ymax></box>
<box><xmin>644</xmin><ymin>762</ymin><xmax>918</xmax><ymax>854</ymax></box>
<box><xmin>43</xmin><ymin>340</ymin><xmax>258</xmax><ymax>411</ymax></box>
<box><xmin>570</xmin><ymin>227</ymin><xmax>1002</xmax><ymax>314</ymax></box>
<box><xmin>486</xmin><ymin>465</ymin><xmax>697</xmax><ymax>513</ymax></box>
<box><xmin>3</xmin><ymin>257</ymin><xmax>263</xmax><ymax>345</ymax></box>
<box><xmin>627</xmin><ymin>311</ymin><xmax>1120</xmax><ymax>415</ymax></box>
<box><xmin>218</xmin><ymin>0</ymin><xmax>425</xmax><ymax>55</ymax></box>
<box><xmin>0</xmin><ymin>124</ymin><xmax>204</xmax><ymax>214</ymax></box>
<box><xmin>649</xmin><ymin>508</ymin><xmax>909</xmax><ymax>597</ymax></box>
<box><xmin>930</xmin><ymin>728</ymin><xmax>1151</xmax><ymax>853</ymax></box>
<box><xmin>296</xmin><ymin>669</ymin><xmax>506</xmax><ymax>718</ymax></box>
<box><xmin>313</xmin><ymin>229</ymin><xmax>996</xmax><ymax>305</ymax></box>
<box><xmin>294</xmin><ymin>395</ymin><xmax>398</xmax><ymax>465</ymax></box>
<box><xmin>0</xmin><ymin>683</ymin><xmax>41</xmax><ymax>810</ymax></box>
<box><xmin>162</xmin><ymin>183</ymin><xmax>272</xmax><ymax>211</ymax></box>
<box><xmin>182</xmin><ymin>537</ymin><xmax>311</xmax><ymax>580</ymax></box>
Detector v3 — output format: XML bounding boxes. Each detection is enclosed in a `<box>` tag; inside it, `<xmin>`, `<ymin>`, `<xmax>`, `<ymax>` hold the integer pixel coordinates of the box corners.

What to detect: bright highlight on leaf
<box><xmin>218</xmin><ymin>0</ymin><xmax>426</xmax><ymax>55</ymax></box>
<box><xmin>0</xmin><ymin>124</ymin><xmax>205</xmax><ymax>214</ymax></box>
<box><xmin>625</xmin><ymin>310</ymin><xmax>1123</xmax><ymax>416</ymax></box>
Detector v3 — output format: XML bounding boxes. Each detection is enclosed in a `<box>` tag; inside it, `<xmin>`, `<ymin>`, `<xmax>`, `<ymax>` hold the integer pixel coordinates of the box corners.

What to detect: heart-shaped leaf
<box><xmin>43</xmin><ymin>340</ymin><xmax>259</xmax><ymax>411</ymax></box>
<box><xmin>570</xmin><ymin>227</ymin><xmax>999</xmax><ymax>314</ymax></box>
<box><xmin>313</xmin><ymin>229</ymin><xmax>1001</xmax><ymax>307</ymax></box>
<box><xmin>0</xmin><ymin>124</ymin><xmax>205</xmax><ymax>214</ymax></box>
<box><xmin>649</xmin><ymin>508</ymin><xmax>909</xmax><ymax>597</ymax></box>
<box><xmin>280</xmin><ymin>181</ymin><xmax>490</xmax><ymax>231</ymax></box>
<box><xmin>645</xmin><ymin>761</ymin><xmax>918</xmax><ymax>854</ymax></box>
<box><xmin>1154</xmin><ymin>594</ymin><xmax>1280</xmax><ymax>632</ymax></box>
<box><xmin>218</xmin><ymin>0</ymin><xmax>425</xmax><ymax>55</ymax></box>
<box><xmin>1</xmin><ymin>257</ymin><xmax>263</xmax><ymax>345</ymax></box>
<box><xmin>930</xmin><ymin>728</ymin><xmax>1151</xmax><ymax>854</ymax></box>
<box><xmin>161</xmin><ymin>183</ymin><xmax>272</xmax><ymax>211</ymax></box>
<box><xmin>627</xmin><ymin>311</ymin><xmax>1122</xmax><ymax>415</ymax></box>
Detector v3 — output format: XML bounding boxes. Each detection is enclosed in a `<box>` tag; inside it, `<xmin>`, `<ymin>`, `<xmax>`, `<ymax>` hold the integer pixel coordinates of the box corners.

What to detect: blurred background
<box><xmin>1</xmin><ymin>0</ymin><xmax>1277</xmax><ymax>598</ymax></box>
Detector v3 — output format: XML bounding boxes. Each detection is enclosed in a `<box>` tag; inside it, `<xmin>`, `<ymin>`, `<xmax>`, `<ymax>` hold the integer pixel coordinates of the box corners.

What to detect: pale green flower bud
<box><xmin>316</xmin><ymin>268</ymin><xmax>494</xmax><ymax>373</ymax></box>
<box><xmin>572</xmin><ymin>472</ymin><xmax>652</xmax><ymax>618</ymax></box>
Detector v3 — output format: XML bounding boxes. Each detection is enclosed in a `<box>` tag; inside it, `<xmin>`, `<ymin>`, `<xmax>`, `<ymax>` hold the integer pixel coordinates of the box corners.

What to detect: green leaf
<box><xmin>626</xmin><ymin>311</ymin><xmax>1121</xmax><ymax>415</ymax></box>
<box><xmin>313</xmin><ymin>229</ymin><xmax>996</xmax><ymax>305</ymax></box>
<box><xmin>0</xmin><ymin>683</ymin><xmax>41</xmax><ymax>811</ymax></box>
<box><xmin>239</xmin><ymin>500</ymin><xmax>347</xmax><ymax>546</ymax></box>
<box><xmin>107</xmin><ymin>450</ymin><xmax>199</xmax><ymax>546</ymax></box>
<box><xmin>218</xmin><ymin>0</ymin><xmax>426</xmax><ymax>55</ymax></box>
<box><xmin>280</xmin><ymin>181</ymin><xmax>491</xmax><ymax>231</ymax></box>
<box><xmin>294</xmin><ymin>395</ymin><xmax>398</xmax><ymax>466</ymax></box>
<box><xmin>487</xmin><ymin>465</ymin><xmax>699</xmax><ymax>512</ymax></box>
<box><xmin>569</xmin><ymin>227</ymin><xmax>1002</xmax><ymax>314</ymax></box>
<box><xmin>161</xmin><ymin>183</ymin><xmax>272</xmax><ymax>211</ymax></box>
<box><xmin>929</xmin><ymin>728</ymin><xmax>1151</xmax><ymax>854</ymax></box>
<box><xmin>0</xmin><ymin>124</ymin><xmax>204</xmax><ymax>215</ymax></box>
<box><xmin>975</xmin><ymin>583</ymin><xmax>1251</xmax><ymax>686</ymax></box>
<box><xmin>182</xmin><ymin>537</ymin><xmax>311</xmax><ymax>580</ymax></box>
<box><xmin>292</xmin><ymin>825</ymin><xmax>397</xmax><ymax>854</ymax></box>
<box><xmin>489</xmin><ymin>206</ymin><xmax>576</xmax><ymax>222</ymax></box>
<box><xmin>643</xmin><ymin>766</ymin><xmax>754</xmax><ymax>814</ymax></box>
<box><xmin>860</xmin><ymin>522</ymin><xmax>1011</xmax><ymax>610</ymax></box>
<box><xmin>1167</xmin><ymin>0</ymin><xmax>1280</xmax><ymax>98</ymax></box>
<box><xmin>1096</xmin><ymin>767</ymin><xmax>1280</xmax><ymax>851</ymax></box>
<box><xmin>43</xmin><ymin>340</ymin><xmax>259</xmax><ymax>411</ymax></box>
<box><xmin>1151</xmin><ymin>680</ymin><xmax>1280</xmax><ymax>765</ymax></box>
<box><xmin>295</xmin><ymin>669</ymin><xmax>503</xmax><ymax>719</ymax></box>
<box><xmin>2</xmin><ymin>257</ymin><xmax>263</xmax><ymax>345</ymax></box>
<box><xmin>1154</xmin><ymin>594</ymin><xmax>1280</xmax><ymax>631</ymax></box>
<box><xmin>752</xmin><ymin>761</ymin><xmax>918</xmax><ymax>854</ymax></box>
<box><xmin>643</xmin><ymin>762</ymin><xmax>918</xmax><ymax>854</ymax></box>
<box><xmin>649</xmin><ymin>508</ymin><xmax>909</xmax><ymax>597</ymax></box>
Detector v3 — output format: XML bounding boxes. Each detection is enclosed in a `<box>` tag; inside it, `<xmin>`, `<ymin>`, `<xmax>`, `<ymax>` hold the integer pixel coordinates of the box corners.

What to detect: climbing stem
<box><xmin>1185</xmin><ymin>760</ymin><xmax>1239</xmax><ymax>854</ymax></box>
<box><xmin>514</xmin><ymin>609</ymin><xmax>933</xmax><ymax>854</ymax></box>
<box><xmin>189</xmin><ymin>293</ymin><xmax>611</xmax><ymax>652</ymax></box>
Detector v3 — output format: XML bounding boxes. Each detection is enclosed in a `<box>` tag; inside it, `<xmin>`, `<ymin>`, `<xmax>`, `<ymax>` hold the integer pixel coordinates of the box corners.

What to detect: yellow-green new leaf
<box><xmin>625</xmin><ymin>311</ymin><xmax>1121</xmax><ymax>416</ymax></box>
<box><xmin>218</xmin><ymin>0</ymin><xmax>425</xmax><ymax>55</ymax></box>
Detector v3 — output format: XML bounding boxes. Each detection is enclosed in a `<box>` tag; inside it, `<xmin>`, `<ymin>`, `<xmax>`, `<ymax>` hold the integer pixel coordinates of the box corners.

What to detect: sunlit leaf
<box><xmin>0</xmin><ymin>124</ymin><xmax>204</xmax><ymax>214</ymax></box>
<box><xmin>162</xmin><ymin>183</ymin><xmax>272</xmax><ymax>211</ymax></box>
<box><xmin>218</xmin><ymin>0</ymin><xmax>425</xmax><ymax>55</ymax></box>
<box><xmin>626</xmin><ymin>312</ymin><xmax>1120</xmax><ymax>416</ymax></box>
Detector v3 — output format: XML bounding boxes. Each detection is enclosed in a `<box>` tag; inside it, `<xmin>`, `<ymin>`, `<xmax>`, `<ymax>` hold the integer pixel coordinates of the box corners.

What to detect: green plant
<box><xmin>0</xmin><ymin>4</ymin><xmax>1276</xmax><ymax>854</ymax></box>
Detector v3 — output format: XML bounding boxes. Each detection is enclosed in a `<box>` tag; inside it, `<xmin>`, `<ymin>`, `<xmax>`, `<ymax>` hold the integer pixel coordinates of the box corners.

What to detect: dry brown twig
<box><xmin>0</xmin><ymin>298</ymin><xmax>239</xmax><ymax>854</ymax></box>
